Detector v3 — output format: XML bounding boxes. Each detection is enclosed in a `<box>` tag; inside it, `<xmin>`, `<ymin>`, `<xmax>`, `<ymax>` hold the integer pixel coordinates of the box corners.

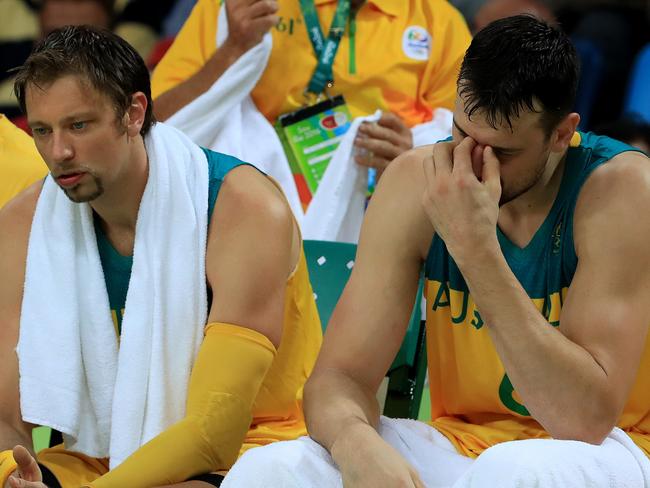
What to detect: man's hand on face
<box><xmin>421</xmin><ymin>137</ymin><xmax>502</xmax><ymax>264</ymax></box>
<box><xmin>223</xmin><ymin>0</ymin><xmax>280</xmax><ymax>55</ymax></box>
<box><xmin>354</xmin><ymin>112</ymin><xmax>414</xmax><ymax>178</ymax></box>
<box><xmin>6</xmin><ymin>446</ymin><xmax>47</xmax><ymax>488</ymax></box>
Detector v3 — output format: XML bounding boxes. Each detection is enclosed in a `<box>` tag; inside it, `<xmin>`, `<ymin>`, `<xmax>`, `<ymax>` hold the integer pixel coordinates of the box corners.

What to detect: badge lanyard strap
<box><xmin>300</xmin><ymin>0</ymin><xmax>350</xmax><ymax>96</ymax></box>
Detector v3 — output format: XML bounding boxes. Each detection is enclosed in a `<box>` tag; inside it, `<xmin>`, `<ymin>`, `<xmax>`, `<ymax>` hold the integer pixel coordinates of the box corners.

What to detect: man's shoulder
<box><xmin>0</xmin><ymin>180</ymin><xmax>42</xmax><ymax>270</ymax></box>
<box><xmin>0</xmin><ymin>180</ymin><xmax>42</xmax><ymax>235</ymax></box>
<box><xmin>573</xmin><ymin>150</ymin><xmax>650</xmax><ymax>251</ymax></box>
<box><xmin>205</xmin><ymin>165</ymin><xmax>297</xmax><ymax>287</ymax></box>
<box><xmin>376</xmin><ymin>144</ymin><xmax>432</xmax><ymax>204</ymax></box>
<box><xmin>387</xmin><ymin>144</ymin><xmax>433</xmax><ymax>178</ymax></box>
<box><xmin>361</xmin><ymin>145</ymin><xmax>436</xmax><ymax>261</ymax></box>
<box><xmin>221</xmin><ymin>165</ymin><xmax>291</xmax><ymax>218</ymax></box>
<box><xmin>209</xmin><ymin>165</ymin><xmax>295</xmax><ymax>244</ymax></box>
<box><xmin>580</xmin><ymin>150</ymin><xmax>650</xmax><ymax>203</ymax></box>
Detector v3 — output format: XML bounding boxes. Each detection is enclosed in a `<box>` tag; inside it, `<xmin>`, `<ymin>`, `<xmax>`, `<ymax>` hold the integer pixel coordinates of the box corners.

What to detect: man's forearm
<box><xmin>153</xmin><ymin>41</ymin><xmax>246</xmax><ymax>122</ymax></box>
<box><xmin>304</xmin><ymin>369</ymin><xmax>382</xmax><ymax>457</ymax></box>
<box><xmin>458</xmin><ymin>248</ymin><xmax>614</xmax><ymax>443</ymax></box>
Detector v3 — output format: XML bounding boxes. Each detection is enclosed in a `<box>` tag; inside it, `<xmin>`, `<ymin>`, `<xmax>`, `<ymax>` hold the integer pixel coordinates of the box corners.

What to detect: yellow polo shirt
<box><xmin>152</xmin><ymin>0</ymin><xmax>471</xmax><ymax>127</ymax></box>
<box><xmin>0</xmin><ymin>115</ymin><xmax>47</xmax><ymax>209</ymax></box>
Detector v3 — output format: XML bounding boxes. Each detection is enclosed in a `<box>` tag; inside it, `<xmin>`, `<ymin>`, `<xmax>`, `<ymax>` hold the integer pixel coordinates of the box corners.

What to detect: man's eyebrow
<box><xmin>452</xmin><ymin>117</ymin><xmax>521</xmax><ymax>153</ymax></box>
<box><xmin>28</xmin><ymin>113</ymin><xmax>95</xmax><ymax>128</ymax></box>
<box><xmin>60</xmin><ymin>112</ymin><xmax>95</xmax><ymax>123</ymax></box>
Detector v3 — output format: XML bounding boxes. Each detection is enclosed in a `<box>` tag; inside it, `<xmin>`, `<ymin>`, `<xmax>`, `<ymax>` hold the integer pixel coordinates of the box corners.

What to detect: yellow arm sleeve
<box><xmin>0</xmin><ymin>450</ymin><xmax>18</xmax><ymax>486</ymax></box>
<box><xmin>87</xmin><ymin>322</ymin><xmax>276</xmax><ymax>488</ymax></box>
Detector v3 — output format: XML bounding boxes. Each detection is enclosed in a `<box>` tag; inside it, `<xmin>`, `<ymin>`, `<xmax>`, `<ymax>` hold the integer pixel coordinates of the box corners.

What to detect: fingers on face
<box><xmin>451</xmin><ymin>136</ymin><xmax>478</xmax><ymax>174</ymax></box>
<box><xmin>482</xmin><ymin>146</ymin><xmax>502</xmax><ymax>197</ymax></box>
<box><xmin>422</xmin><ymin>152</ymin><xmax>435</xmax><ymax>187</ymax></box>
<box><xmin>432</xmin><ymin>141</ymin><xmax>454</xmax><ymax>175</ymax></box>
<box><xmin>471</xmin><ymin>141</ymin><xmax>485</xmax><ymax>180</ymax></box>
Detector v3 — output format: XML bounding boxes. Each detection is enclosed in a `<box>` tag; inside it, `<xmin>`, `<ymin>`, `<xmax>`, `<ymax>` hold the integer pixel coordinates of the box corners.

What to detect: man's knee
<box><xmin>223</xmin><ymin>439</ymin><xmax>315</xmax><ymax>487</ymax></box>
<box><xmin>231</xmin><ymin>443</ymin><xmax>291</xmax><ymax>473</ymax></box>
<box><xmin>465</xmin><ymin>439</ymin><xmax>566</xmax><ymax>485</ymax></box>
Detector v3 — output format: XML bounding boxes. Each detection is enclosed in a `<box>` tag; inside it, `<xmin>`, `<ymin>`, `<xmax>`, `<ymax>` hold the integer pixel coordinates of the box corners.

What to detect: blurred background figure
<box><xmin>1</xmin><ymin>0</ymin><xmax>114</xmax><ymax>122</ymax></box>
<box><xmin>0</xmin><ymin>0</ymin><xmax>181</xmax><ymax>125</ymax></box>
<box><xmin>451</xmin><ymin>0</ymin><xmax>650</xmax><ymax>130</ymax></box>
<box><xmin>595</xmin><ymin>115</ymin><xmax>650</xmax><ymax>154</ymax></box>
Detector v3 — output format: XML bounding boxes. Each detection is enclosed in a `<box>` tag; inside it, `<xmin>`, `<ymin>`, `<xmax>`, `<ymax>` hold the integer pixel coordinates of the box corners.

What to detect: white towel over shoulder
<box><xmin>18</xmin><ymin>122</ymin><xmax>209</xmax><ymax>468</ymax></box>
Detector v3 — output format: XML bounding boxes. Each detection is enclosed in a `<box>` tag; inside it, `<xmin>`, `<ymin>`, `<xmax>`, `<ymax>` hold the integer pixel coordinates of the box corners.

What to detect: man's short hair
<box><xmin>14</xmin><ymin>24</ymin><xmax>155</xmax><ymax>136</ymax></box>
<box><xmin>458</xmin><ymin>14</ymin><xmax>579</xmax><ymax>136</ymax></box>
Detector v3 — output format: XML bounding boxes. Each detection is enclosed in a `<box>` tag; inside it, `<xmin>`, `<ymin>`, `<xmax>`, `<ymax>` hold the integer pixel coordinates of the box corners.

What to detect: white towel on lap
<box><xmin>17</xmin><ymin>122</ymin><xmax>208</xmax><ymax>468</ymax></box>
<box><xmin>222</xmin><ymin>418</ymin><xmax>650</xmax><ymax>487</ymax></box>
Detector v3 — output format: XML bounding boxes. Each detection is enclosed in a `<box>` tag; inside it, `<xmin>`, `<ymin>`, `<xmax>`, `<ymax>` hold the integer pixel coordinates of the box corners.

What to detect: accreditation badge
<box><xmin>276</xmin><ymin>95</ymin><xmax>352</xmax><ymax>208</ymax></box>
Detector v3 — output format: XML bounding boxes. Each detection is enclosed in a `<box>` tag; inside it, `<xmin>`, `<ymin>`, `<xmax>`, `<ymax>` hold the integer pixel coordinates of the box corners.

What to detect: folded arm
<box><xmin>457</xmin><ymin>151</ymin><xmax>650</xmax><ymax>443</ymax></box>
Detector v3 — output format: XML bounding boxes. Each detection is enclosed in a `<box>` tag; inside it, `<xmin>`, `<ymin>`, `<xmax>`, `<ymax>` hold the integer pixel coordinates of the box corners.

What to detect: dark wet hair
<box><xmin>14</xmin><ymin>24</ymin><xmax>155</xmax><ymax>136</ymax></box>
<box><xmin>458</xmin><ymin>15</ymin><xmax>579</xmax><ymax>136</ymax></box>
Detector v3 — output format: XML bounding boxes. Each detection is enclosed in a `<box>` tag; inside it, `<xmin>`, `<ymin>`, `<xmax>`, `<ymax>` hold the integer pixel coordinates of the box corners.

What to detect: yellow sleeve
<box><xmin>87</xmin><ymin>323</ymin><xmax>277</xmax><ymax>488</ymax></box>
<box><xmin>150</xmin><ymin>0</ymin><xmax>221</xmax><ymax>100</ymax></box>
<box><xmin>422</xmin><ymin>1</ymin><xmax>472</xmax><ymax>111</ymax></box>
<box><xmin>0</xmin><ymin>450</ymin><xmax>18</xmax><ymax>486</ymax></box>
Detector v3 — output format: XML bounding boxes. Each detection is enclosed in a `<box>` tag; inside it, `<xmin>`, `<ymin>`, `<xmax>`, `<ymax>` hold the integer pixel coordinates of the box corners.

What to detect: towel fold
<box><xmin>18</xmin><ymin>122</ymin><xmax>209</xmax><ymax>468</ymax></box>
<box><xmin>302</xmin><ymin>108</ymin><xmax>453</xmax><ymax>243</ymax></box>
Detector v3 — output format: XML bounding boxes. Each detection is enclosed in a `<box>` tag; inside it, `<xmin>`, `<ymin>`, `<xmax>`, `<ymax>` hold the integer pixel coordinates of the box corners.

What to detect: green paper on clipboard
<box><xmin>276</xmin><ymin>95</ymin><xmax>352</xmax><ymax>207</ymax></box>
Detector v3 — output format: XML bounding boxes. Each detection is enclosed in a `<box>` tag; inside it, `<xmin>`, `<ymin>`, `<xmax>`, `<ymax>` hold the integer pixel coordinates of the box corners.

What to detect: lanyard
<box><xmin>300</xmin><ymin>0</ymin><xmax>350</xmax><ymax>95</ymax></box>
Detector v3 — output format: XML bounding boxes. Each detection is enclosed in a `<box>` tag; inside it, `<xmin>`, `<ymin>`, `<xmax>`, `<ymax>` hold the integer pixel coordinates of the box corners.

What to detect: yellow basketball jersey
<box><xmin>424</xmin><ymin>132</ymin><xmax>650</xmax><ymax>458</ymax></box>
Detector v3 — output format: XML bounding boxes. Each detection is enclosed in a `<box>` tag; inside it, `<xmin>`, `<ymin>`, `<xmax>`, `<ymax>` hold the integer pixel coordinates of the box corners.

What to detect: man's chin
<box><xmin>62</xmin><ymin>188</ymin><xmax>103</xmax><ymax>203</ymax></box>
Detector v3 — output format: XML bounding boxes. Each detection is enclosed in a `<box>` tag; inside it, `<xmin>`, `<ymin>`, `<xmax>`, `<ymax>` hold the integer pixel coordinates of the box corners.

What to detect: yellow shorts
<box><xmin>37</xmin><ymin>445</ymin><xmax>108</xmax><ymax>487</ymax></box>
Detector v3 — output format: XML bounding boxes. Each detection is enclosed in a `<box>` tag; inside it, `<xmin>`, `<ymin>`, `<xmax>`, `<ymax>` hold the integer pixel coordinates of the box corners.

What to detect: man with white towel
<box><xmin>0</xmin><ymin>25</ymin><xmax>321</xmax><ymax>488</ymax></box>
<box><xmin>221</xmin><ymin>15</ymin><xmax>650</xmax><ymax>487</ymax></box>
